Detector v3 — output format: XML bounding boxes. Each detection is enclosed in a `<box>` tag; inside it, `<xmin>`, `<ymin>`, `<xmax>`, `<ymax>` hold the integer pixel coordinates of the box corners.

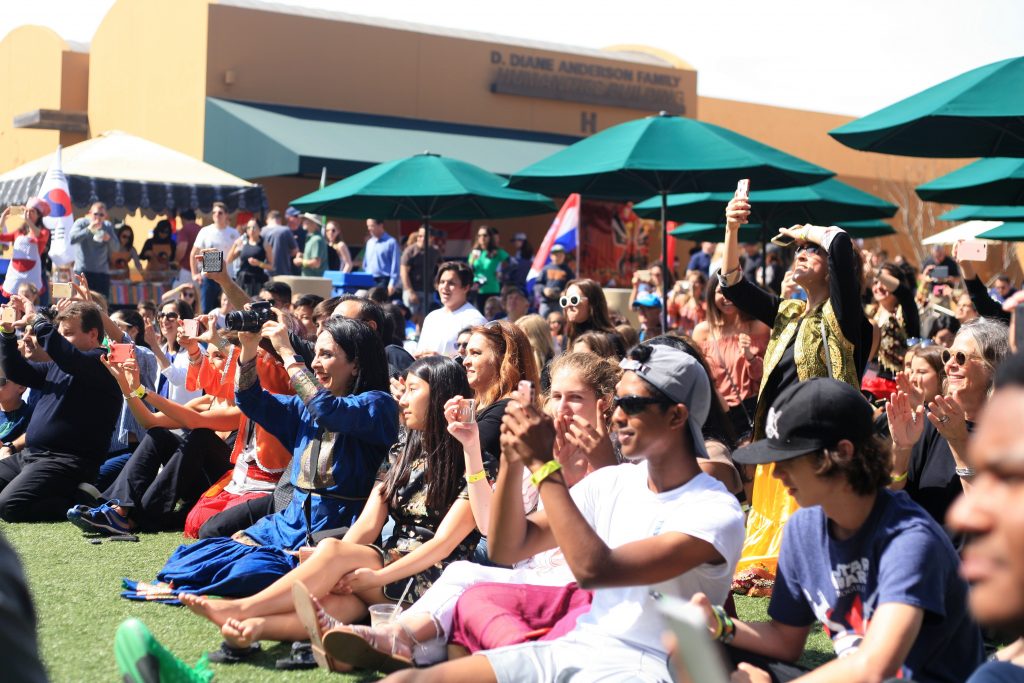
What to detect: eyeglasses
<box><xmin>158</xmin><ymin>312</ymin><xmax>179</xmax><ymax>321</ymax></box>
<box><xmin>796</xmin><ymin>243</ymin><xmax>825</xmax><ymax>256</ymax></box>
<box><xmin>612</xmin><ymin>394</ymin><xmax>670</xmax><ymax>415</ymax></box>
<box><xmin>181</xmin><ymin>291</ymin><xmax>195</xmax><ymax>298</ymax></box>
<box><xmin>941</xmin><ymin>349</ymin><xmax>983</xmax><ymax>366</ymax></box>
<box><xmin>559</xmin><ymin>294</ymin><xmax>587</xmax><ymax>308</ymax></box>
<box><xmin>0</xmin><ymin>378</ymin><xmax>8</xmax><ymax>387</ymax></box>
<box><xmin>456</xmin><ymin>341</ymin><xmax>470</xmax><ymax>350</ymax></box>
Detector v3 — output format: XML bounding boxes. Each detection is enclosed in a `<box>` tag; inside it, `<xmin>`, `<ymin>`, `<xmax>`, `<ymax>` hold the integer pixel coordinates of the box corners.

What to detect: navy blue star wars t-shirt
<box><xmin>768</xmin><ymin>489</ymin><xmax>983</xmax><ymax>683</ymax></box>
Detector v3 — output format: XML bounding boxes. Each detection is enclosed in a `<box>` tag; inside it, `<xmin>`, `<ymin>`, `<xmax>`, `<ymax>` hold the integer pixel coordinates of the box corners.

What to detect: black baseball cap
<box><xmin>732</xmin><ymin>378</ymin><xmax>873</xmax><ymax>465</ymax></box>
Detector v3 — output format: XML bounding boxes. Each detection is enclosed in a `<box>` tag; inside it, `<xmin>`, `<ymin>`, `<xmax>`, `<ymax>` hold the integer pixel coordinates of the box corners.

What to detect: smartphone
<box><xmin>734</xmin><ymin>178</ymin><xmax>750</xmax><ymax>199</ymax></box>
<box><xmin>456</xmin><ymin>398</ymin><xmax>476</xmax><ymax>423</ymax></box>
<box><xmin>181</xmin><ymin>319</ymin><xmax>199</xmax><ymax>337</ymax></box>
<box><xmin>517</xmin><ymin>380</ymin><xmax>534</xmax><ymax>404</ymax></box>
<box><xmin>108</xmin><ymin>343</ymin><xmax>134</xmax><ymax>364</ymax></box>
<box><xmin>770</xmin><ymin>232</ymin><xmax>796</xmax><ymax>248</ymax></box>
<box><xmin>635</xmin><ymin>269</ymin><xmax>651</xmax><ymax>284</ymax></box>
<box><xmin>931</xmin><ymin>265</ymin><xmax>949</xmax><ymax>280</ymax></box>
<box><xmin>51</xmin><ymin>281</ymin><xmax>73</xmax><ymax>299</ymax></box>
<box><xmin>0</xmin><ymin>306</ymin><xmax>16</xmax><ymax>326</ymax></box>
<box><xmin>957</xmin><ymin>240</ymin><xmax>988</xmax><ymax>262</ymax></box>
<box><xmin>201</xmin><ymin>250</ymin><xmax>224</xmax><ymax>273</ymax></box>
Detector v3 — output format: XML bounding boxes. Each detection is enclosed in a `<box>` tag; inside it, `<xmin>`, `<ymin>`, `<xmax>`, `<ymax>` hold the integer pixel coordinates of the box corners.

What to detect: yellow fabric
<box><xmin>739</xmin><ymin>298</ymin><xmax>859</xmax><ymax>577</ymax></box>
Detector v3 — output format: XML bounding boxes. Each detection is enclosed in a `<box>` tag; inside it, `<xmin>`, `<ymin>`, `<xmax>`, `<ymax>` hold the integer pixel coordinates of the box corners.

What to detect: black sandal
<box><xmin>206</xmin><ymin>641</ymin><xmax>261</xmax><ymax>664</ymax></box>
<box><xmin>275</xmin><ymin>642</ymin><xmax>317</xmax><ymax>670</ymax></box>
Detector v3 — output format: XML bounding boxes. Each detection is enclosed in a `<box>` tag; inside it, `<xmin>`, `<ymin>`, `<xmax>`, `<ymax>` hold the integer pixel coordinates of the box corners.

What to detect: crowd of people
<box><xmin>0</xmin><ymin>189</ymin><xmax>1023</xmax><ymax>683</ymax></box>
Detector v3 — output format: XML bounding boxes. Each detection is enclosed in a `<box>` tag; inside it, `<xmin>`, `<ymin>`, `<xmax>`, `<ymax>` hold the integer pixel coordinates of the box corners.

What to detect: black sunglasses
<box><xmin>158</xmin><ymin>312</ymin><xmax>179</xmax><ymax>321</ymax></box>
<box><xmin>796</xmin><ymin>243</ymin><xmax>825</xmax><ymax>256</ymax></box>
<box><xmin>613</xmin><ymin>394</ymin><xmax>670</xmax><ymax>415</ymax></box>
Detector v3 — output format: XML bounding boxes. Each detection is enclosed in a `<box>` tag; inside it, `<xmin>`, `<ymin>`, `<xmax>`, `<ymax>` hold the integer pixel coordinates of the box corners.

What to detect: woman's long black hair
<box><xmin>381</xmin><ymin>356</ymin><xmax>472</xmax><ymax>513</ymax></box>
<box><xmin>113</xmin><ymin>308</ymin><xmax>149</xmax><ymax>349</ymax></box>
<box><xmin>322</xmin><ymin>317</ymin><xmax>389</xmax><ymax>396</ymax></box>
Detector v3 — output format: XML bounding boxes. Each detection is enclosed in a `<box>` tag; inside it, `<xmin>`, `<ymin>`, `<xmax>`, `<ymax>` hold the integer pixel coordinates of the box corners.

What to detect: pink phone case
<box><xmin>958</xmin><ymin>240</ymin><xmax>988</xmax><ymax>262</ymax></box>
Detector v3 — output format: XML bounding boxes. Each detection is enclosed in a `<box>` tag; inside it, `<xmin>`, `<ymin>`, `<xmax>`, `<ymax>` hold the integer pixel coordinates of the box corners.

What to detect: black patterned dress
<box><xmin>372</xmin><ymin>453</ymin><xmax>496</xmax><ymax>605</ymax></box>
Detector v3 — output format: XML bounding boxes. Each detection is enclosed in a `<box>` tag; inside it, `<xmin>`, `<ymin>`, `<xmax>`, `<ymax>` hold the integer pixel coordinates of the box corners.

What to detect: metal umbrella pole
<box><xmin>660</xmin><ymin>190</ymin><xmax>669</xmax><ymax>333</ymax></box>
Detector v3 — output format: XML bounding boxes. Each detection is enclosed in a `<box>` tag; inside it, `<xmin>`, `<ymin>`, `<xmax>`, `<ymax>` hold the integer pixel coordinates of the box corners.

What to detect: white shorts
<box><xmin>482</xmin><ymin>631</ymin><xmax>671</xmax><ymax>683</ymax></box>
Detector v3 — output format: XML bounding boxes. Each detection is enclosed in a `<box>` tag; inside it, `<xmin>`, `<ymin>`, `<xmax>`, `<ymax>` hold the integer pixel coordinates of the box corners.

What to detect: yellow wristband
<box><xmin>890</xmin><ymin>471</ymin><xmax>908</xmax><ymax>483</ymax></box>
<box><xmin>465</xmin><ymin>470</ymin><xmax>487</xmax><ymax>484</ymax></box>
<box><xmin>129</xmin><ymin>385</ymin><xmax>147</xmax><ymax>400</ymax></box>
<box><xmin>529</xmin><ymin>460</ymin><xmax>563</xmax><ymax>489</ymax></box>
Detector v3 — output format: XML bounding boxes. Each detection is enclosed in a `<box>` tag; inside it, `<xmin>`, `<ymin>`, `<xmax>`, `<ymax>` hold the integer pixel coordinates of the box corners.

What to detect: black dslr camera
<box><xmin>225</xmin><ymin>301</ymin><xmax>274</xmax><ymax>332</ymax></box>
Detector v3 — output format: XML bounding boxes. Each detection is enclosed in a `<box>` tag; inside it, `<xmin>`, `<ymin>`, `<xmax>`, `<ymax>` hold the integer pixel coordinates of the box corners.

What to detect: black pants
<box><xmin>0</xmin><ymin>449</ymin><xmax>98</xmax><ymax>522</ymax></box>
<box><xmin>197</xmin><ymin>494</ymin><xmax>274</xmax><ymax>539</ymax></box>
<box><xmin>103</xmin><ymin>427</ymin><xmax>232</xmax><ymax>531</ymax></box>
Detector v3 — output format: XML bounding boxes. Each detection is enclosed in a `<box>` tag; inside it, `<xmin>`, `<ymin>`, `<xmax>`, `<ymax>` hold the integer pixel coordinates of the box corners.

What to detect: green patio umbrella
<box><xmin>669</xmin><ymin>220</ymin><xmax>894</xmax><ymax>244</ymax></box>
<box><xmin>915</xmin><ymin>157</ymin><xmax>1024</xmax><ymax>205</ymax></box>
<box><xmin>291</xmin><ymin>152</ymin><xmax>556</xmax><ymax>306</ymax></box>
<box><xmin>633</xmin><ymin>178</ymin><xmax>897</xmax><ymax>225</ymax></box>
<box><xmin>976</xmin><ymin>222</ymin><xmax>1024</xmax><ymax>242</ymax></box>
<box><xmin>939</xmin><ymin>205</ymin><xmax>1024</xmax><ymax>222</ymax></box>
<box><xmin>508</xmin><ymin>112</ymin><xmax>834</xmax><ymax>329</ymax></box>
<box><xmin>829</xmin><ymin>56</ymin><xmax>1024</xmax><ymax>157</ymax></box>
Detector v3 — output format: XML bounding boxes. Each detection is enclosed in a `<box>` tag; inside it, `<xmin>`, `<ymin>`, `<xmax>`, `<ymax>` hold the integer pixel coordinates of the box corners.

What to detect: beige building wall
<box><xmin>88</xmin><ymin>0</ymin><xmax>211</xmax><ymax>159</ymax></box>
<box><xmin>203</xmin><ymin>3</ymin><xmax>696</xmax><ymax>139</ymax></box>
<box><xmin>0</xmin><ymin>26</ymin><xmax>87</xmax><ymax>173</ymax></box>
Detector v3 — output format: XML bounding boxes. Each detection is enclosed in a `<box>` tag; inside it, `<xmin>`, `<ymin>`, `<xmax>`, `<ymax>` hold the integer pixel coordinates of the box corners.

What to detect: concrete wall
<box><xmin>88</xmin><ymin>0</ymin><xmax>211</xmax><ymax>159</ymax></box>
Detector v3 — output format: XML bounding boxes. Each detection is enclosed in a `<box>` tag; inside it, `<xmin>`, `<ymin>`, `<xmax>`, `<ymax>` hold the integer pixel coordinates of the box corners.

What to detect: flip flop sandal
<box><xmin>322</xmin><ymin>627</ymin><xmax>413</xmax><ymax>673</ymax></box>
<box><xmin>291</xmin><ymin>581</ymin><xmax>350</xmax><ymax>673</ymax></box>
<box><xmin>206</xmin><ymin>641</ymin><xmax>260</xmax><ymax>664</ymax></box>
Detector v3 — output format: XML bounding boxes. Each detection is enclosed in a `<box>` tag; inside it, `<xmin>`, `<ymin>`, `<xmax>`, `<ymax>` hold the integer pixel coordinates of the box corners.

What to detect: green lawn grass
<box><xmin>2</xmin><ymin>521</ymin><xmax>834</xmax><ymax>682</ymax></box>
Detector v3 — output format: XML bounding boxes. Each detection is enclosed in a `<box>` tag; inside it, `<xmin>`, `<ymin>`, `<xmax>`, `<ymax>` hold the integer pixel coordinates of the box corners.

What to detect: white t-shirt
<box><xmin>568</xmin><ymin>461</ymin><xmax>745</xmax><ymax>656</ymax></box>
<box><xmin>417</xmin><ymin>302</ymin><xmax>486</xmax><ymax>356</ymax></box>
<box><xmin>193</xmin><ymin>224</ymin><xmax>241</xmax><ymax>255</ymax></box>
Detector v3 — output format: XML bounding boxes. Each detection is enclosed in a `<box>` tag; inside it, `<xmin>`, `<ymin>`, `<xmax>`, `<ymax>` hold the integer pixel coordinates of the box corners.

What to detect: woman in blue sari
<box><xmin>155</xmin><ymin>316</ymin><xmax>397</xmax><ymax>597</ymax></box>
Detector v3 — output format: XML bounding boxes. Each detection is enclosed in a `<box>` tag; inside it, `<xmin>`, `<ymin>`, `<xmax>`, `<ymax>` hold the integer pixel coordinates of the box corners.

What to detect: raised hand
<box><xmin>725</xmin><ymin>196</ymin><xmax>751</xmax><ymax>230</ymax></box>
<box><xmin>260</xmin><ymin>314</ymin><xmax>292</xmax><ymax>355</ymax></box>
<box><xmin>886</xmin><ymin>390</ymin><xmax>925</xmax><ymax>449</ymax></box>
<box><xmin>499</xmin><ymin>399</ymin><xmax>556</xmax><ymax>469</ymax></box>
<box><xmin>927</xmin><ymin>394</ymin><xmax>968</xmax><ymax>444</ymax></box>
<box><xmin>895</xmin><ymin>369</ymin><xmax>923</xmax><ymax>407</ymax></box>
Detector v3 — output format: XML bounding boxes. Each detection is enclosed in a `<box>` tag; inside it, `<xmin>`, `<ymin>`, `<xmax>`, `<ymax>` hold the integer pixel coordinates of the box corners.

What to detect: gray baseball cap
<box><xmin>619</xmin><ymin>345</ymin><xmax>710</xmax><ymax>459</ymax></box>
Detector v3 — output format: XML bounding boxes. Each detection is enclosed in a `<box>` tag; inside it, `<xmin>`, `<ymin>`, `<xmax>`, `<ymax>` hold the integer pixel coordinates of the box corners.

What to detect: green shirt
<box><xmin>469</xmin><ymin>248</ymin><xmax>509</xmax><ymax>295</ymax></box>
<box><xmin>302</xmin><ymin>232</ymin><xmax>328</xmax><ymax>277</ymax></box>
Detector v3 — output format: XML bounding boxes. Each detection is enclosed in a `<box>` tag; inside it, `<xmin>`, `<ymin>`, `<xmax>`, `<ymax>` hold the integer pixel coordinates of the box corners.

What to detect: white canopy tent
<box><xmin>0</xmin><ymin>131</ymin><xmax>266</xmax><ymax>216</ymax></box>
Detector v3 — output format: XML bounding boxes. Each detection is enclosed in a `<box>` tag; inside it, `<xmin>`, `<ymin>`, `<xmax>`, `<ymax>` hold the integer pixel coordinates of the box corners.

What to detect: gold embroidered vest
<box><xmin>753</xmin><ymin>299</ymin><xmax>858</xmax><ymax>438</ymax></box>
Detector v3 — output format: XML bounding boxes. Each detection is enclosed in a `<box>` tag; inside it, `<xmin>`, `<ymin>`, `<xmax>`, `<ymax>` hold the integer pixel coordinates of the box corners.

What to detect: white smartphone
<box><xmin>958</xmin><ymin>240</ymin><xmax>988</xmax><ymax>262</ymax></box>
<box><xmin>657</xmin><ymin>595</ymin><xmax>731</xmax><ymax>683</ymax></box>
<box><xmin>734</xmin><ymin>178</ymin><xmax>750</xmax><ymax>199</ymax></box>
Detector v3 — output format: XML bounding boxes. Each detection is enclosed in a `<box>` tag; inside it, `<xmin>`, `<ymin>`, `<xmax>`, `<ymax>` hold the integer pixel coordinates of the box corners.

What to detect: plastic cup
<box><xmin>368</xmin><ymin>603</ymin><xmax>402</xmax><ymax>627</ymax></box>
<box><xmin>457</xmin><ymin>398</ymin><xmax>476</xmax><ymax>423</ymax></box>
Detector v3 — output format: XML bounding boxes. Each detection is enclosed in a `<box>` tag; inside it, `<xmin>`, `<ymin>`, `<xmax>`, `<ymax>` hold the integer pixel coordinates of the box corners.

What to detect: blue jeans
<box><xmin>95</xmin><ymin>451</ymin><xmax>132</xmax><ymax>492</ymax></box>
<box><xmin>200</xmin><ymin>278</ymin><xmax>222</xmax><ymax>315</ymax></box>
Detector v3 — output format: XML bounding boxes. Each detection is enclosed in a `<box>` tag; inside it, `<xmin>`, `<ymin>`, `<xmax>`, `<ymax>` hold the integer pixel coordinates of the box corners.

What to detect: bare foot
<box><xmin>179</xmin><ymin>593</ymin><xmax>242</xmax><ymax>627</ymax></box>
<box><xmin>222</xmin><ymin>617</ymin><xmax>264</xmax><ymax>649</ymax></box>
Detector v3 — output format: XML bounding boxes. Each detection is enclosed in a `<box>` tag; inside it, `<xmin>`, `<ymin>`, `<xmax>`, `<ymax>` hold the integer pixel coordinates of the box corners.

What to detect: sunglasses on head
<box><xmin>612</xmin><ymin>394</ymin><xmax>670</xmax><ymax>415</ymax></box>
<box><xmin>158</xmin><ymin>312</ymin><xmax>179</xmax><ymax>321</ymax></box>
<box><xmin>941</xmin><ymin>349</ymin><xmax>982</xmax><ymax>366</ymax></box>
<box><xmin>559</xmin><ymin>294</ymin><xmax>587</xmax><ymax>308</ymax></box>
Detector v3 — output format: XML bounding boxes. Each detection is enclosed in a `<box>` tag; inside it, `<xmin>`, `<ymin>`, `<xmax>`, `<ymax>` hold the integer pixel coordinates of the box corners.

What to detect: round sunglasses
<box><xmin>559</xmin><ymin>294</ymin><xmax>588</xmax><ymax>308</ymax></box>
<box><xmin>941</xmin><ymin>349</ymin><xmax>983</xmax><ymax>367</ymax></box>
